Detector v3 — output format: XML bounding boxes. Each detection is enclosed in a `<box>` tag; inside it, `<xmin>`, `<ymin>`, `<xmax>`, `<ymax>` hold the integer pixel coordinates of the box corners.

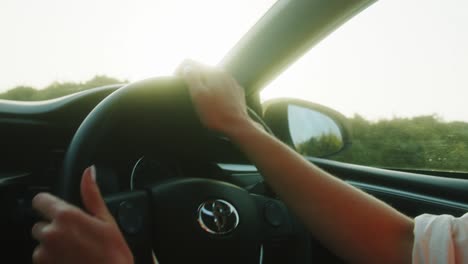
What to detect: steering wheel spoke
<box><xmin>251</xmin><ymin>194</ymin><xmax>311</xmax><ymax>263</ymax></box>
<box><xmin>105</xmin><ymin>190</ymin><xmax>153</xmax><ymax>264</ymax></box>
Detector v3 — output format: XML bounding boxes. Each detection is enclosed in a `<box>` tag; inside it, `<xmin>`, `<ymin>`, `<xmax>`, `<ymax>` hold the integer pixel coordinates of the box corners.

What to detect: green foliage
<box><xmin>331</xmin><ymin>114</ymin><xmax>468</xmax><ymax>173</ymax></box>
<box><xmin>0</xmin><ymin>86</ymin><xmax>38</xmax><ymax>101</ymax></box>
<box><xmin>296</xmin><ymin>133</ymin><xmax>343</xmax><ymax>157</ymax></box>
<box><xmin>0</xmin><ymin>75</ymin><xmax>126</xmax><ymax>101</ymax></box>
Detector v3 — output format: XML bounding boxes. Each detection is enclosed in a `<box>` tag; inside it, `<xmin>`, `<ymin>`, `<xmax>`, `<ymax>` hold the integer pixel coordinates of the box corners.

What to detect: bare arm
<box><xmin>226</xmin><ymin>118</ymin><xmax>414</xmax><ymax>264</ymax></box>
<box><xmin>179</xmin><ymin>60</ymin><xmax>414</xmax><ymax>264</ymax></box>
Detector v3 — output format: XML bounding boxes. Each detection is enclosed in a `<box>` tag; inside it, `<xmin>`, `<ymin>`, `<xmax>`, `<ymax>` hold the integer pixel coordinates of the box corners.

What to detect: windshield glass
<box><xmin>261</xmin><ymin>0</ymin><xmax>468</xmax><ymax>173</ymax></box>
<box><xmin>0</xmin><ymin>0</ymin><xmax>275</xmax><ymax>100</ymax></box>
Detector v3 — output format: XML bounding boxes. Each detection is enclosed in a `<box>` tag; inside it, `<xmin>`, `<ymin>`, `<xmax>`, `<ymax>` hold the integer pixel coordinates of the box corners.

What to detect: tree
<box><xmin>331</xmin><ymin>115</ymin><xmax>468</xmax><ymax>173</ymax></box>
<box><xmin>0</xmin><ymin>75</ymin><xmax>126</xmax><ymax>101</ymax></box>
<box><xmin>296</xmin><ymin>133</ymin><xmax>343</xmax><ymax>157</ymax></box>
<box><xmin>0</xmin><ymin>86</ymin><xmax>37</xmax><ymax>101</ymax></box>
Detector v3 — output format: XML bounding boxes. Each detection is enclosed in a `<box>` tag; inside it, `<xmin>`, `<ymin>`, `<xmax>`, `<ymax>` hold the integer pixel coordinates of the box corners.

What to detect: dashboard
<box><xmin>130</xmin><ymin>156</ymin><xmax>182</xmax><ymax>190</ymax></box>
<box><xmin>0</xmin><ymin>84</ymin><xmax>291</xmax><ymax>263</ymax></box>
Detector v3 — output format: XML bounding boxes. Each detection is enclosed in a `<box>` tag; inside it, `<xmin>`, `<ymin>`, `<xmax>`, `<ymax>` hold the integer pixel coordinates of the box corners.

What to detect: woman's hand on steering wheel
<box><xmin>176</xmin><ymin>60</ymin><xmax>255</xmax><ymax>137</ymax></box>
<box><xmin>31</xmin><ymin>166</ymin><xmax>133</xmax><ymax>264</ymax></box>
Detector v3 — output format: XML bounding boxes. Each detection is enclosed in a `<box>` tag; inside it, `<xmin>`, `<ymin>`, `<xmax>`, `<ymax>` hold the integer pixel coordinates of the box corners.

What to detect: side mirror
<box><xmin>263</xmin><ymin>98</ymin><xmax>351</xmax><ymax>157</ymax></box>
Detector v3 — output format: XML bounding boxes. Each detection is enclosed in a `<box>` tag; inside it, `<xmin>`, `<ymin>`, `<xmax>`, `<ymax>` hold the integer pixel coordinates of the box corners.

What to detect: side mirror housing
<box><xmin>263</xmin><ymin>98</ymin><xmax>351</xmax><ymax>158</ymax></box>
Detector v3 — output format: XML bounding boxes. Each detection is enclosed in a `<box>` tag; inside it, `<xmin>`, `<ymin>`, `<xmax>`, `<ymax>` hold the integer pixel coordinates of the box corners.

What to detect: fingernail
<box><xmin>90</xmin><ymin>165</ymin><xmax>97</xmax><ymax>182</ymax></box>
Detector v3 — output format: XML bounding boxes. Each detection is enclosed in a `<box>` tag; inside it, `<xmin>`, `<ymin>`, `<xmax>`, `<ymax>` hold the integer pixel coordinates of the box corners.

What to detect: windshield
<box><xmin>0</xmin><ymin>0</ymin><xmax>275</xmax><ymax>100</ymax></box>
<box><xmin>261</xmin><ymin>0</ymin><xmax>468</xmax><ymax>174</ymax></box>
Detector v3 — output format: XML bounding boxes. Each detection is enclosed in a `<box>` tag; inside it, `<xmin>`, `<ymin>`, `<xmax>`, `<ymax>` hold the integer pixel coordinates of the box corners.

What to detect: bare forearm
<box><xmin>226</xmin><ymin>119</ymin><xmax>414</xmax><ymax>264</ymax></box>
<box><xmin>177</xmin><ymin>61</ymin><xmax>414</xmax><ymax>263</ymax></box>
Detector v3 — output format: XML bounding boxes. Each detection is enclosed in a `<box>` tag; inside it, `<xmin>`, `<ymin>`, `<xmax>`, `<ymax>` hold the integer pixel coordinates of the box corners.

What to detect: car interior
<box><xmin>1</xmin><ymin>0</ymin><xmax>467</xmax><ymax>263</ymax></box>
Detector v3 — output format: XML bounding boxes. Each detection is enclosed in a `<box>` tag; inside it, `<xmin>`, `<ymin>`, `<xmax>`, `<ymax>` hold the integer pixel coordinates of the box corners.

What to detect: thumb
<box><xmin>80</xmin><ymin>165</ymin><xmax>114</xmax><ymax>222</ymax></box>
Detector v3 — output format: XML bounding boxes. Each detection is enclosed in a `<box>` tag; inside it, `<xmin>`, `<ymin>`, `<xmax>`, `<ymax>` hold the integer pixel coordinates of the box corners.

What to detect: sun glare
<box><xmin>0</xmin><ymin>0</ymin><xmax>276</xmax><ymax>91</ymax></box>
<box><xmin>1</xmin><ymin>0</ymin><xmax>467</xmax><ymax>122</ymax></box>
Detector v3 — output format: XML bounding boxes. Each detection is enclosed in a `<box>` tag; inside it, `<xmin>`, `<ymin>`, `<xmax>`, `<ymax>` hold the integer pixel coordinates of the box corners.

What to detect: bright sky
<box><xmin>262</xmin><ymin>0</ymin><xmax>468</xmax><ymax>122</ymax></box>
<box><xmin>0</xmin><ymin>0</ymin><xmax>275</xmax><ymax>90</ymax></box>
<box><xmin>1</xmin><ymin>0</ymin><xmax>467</xmax><ymax>122</ymax></box>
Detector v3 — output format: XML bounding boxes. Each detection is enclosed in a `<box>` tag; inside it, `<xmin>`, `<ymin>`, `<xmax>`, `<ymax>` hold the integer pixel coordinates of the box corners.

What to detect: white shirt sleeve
<box><xmin>412</xmin><ymin>213</ymin><xmax>468</xmax><ymax>264</ymax></box>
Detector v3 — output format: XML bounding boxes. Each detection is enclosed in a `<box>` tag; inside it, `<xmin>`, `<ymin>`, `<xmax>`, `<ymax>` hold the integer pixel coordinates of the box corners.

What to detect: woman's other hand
<box><xmin>31</xmin><ymin>166</ymin><xmax>133</xmax><ymax>264</ymax></box>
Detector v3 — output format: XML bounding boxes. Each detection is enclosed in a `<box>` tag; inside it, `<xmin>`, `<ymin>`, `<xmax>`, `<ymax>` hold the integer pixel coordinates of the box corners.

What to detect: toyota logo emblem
<box><xmin>197</xmin><ymin>199</ymin><xmax>239</xmax><ymax>235</ymax></box>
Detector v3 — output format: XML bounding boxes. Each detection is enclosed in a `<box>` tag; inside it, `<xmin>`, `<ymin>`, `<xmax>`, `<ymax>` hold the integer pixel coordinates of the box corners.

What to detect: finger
<box><xmin>182</xmin><ymin>69</ymin><xmax>211</xmax><ymax>102</ymax></box>
<box><xmin>80</xmin><ymin>165</ymin><xmax>114</xmax><ymax>222</ymax></box>
<box><xmin>203</xmin><ymin>70</ymin><xmax>231</xmax><ymax>89</ymax></box>
<box><xmin>32</xmin><ymin>244</ymin><xmax>47</xmax><ymax>264</ymax></box>
<box><xmin>177</xmin><ymin>60</ymin><xmax>213</xmax><ymax>90</ymax></box>
<box><xmin>175</xmin><ymin>59</ymin><xmax>212</xmax><ymax>76</ymax></box>
<box><xmin>31</xmin><ymin>221</ymin><xmax>50</xmax><ymax>242</ymax></box>
<box><xmin>32</xmin><ymin>192</ymin><xmax>68</xmax><ymax>221</ymax></box>
<box><xmin>175</xmin><ymin>59</ymin><xmax>196</xmax><ymax>76</ymax></box>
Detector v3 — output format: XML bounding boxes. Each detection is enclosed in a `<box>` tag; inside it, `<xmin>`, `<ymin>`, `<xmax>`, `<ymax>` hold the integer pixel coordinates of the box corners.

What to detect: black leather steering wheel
<box><xmin>60</xmin><ymin>77</ymin><xmax>309</xmax><ymax>264</ymax></box>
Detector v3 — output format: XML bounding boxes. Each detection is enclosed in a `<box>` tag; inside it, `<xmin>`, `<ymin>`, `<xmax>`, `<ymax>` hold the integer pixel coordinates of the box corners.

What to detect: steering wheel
<box><xmin>60</xmin><ymin>77</ymin><xmax>309</xmax><ymax>264</ymax></box>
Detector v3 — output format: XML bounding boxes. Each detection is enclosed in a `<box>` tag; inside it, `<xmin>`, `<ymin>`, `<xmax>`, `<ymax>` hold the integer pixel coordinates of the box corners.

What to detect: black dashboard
<box><xmin>0</xmin><ymin>81</ymin><xmax>271</xmax><ymax>197</ymax></box>
<box><xmin>0</xmin><ymin>82</ymin><xmax>258</xmax><ymax>186</ymax></box>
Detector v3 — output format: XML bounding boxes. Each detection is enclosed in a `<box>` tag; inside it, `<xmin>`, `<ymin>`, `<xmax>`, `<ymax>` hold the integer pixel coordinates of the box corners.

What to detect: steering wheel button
<box><xmin>118</xmin><ymin>201</ymin><xmax>144</xmax><ymax>235</ymax></box>
<box><xmin>264</xmin><ymin>201</ymin><xmax>283</xmax><ymax>227</ymax></box>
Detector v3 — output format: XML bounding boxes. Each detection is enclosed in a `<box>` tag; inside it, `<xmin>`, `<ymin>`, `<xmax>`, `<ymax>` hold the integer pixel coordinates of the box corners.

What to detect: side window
<box><xmin>332</xmin><ymin>116</ymin><xmax>468</xmax><ymax>173</ymax></box>
<box><xmin>261</xmin><ymin>1</ymin><xmax>468</xmax><ymax>174</ymax></box>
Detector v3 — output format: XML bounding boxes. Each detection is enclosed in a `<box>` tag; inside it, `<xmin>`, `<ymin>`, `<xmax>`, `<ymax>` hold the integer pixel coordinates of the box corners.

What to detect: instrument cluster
<box><xmin>130</xmin><ymin>156</ymin><xmax>182</xmax><ymax>190</ymax></box>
